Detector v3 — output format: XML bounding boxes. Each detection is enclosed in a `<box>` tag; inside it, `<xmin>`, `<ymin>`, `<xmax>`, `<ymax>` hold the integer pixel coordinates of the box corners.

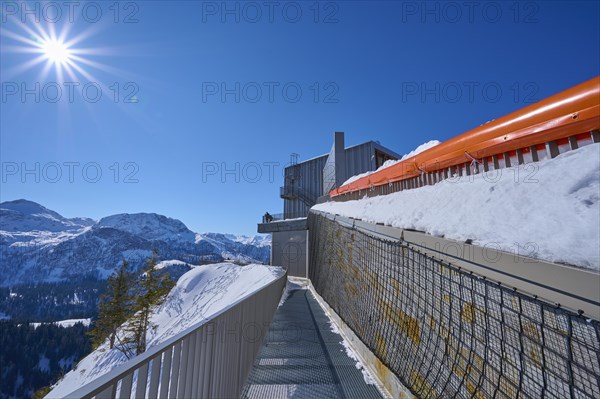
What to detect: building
<box><xmin>281</xmin><ymin>132</ymin><xmax>400</xmax><ymax>218</ymax></box>
<box><xmin>259</xmin><ymin>132</ymin><xmax>400</xmax><ymax>277</ymax></box>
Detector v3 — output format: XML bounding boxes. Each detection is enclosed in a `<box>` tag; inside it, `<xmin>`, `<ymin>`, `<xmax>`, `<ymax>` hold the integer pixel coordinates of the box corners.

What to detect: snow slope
<box><xmin>342</xmin><ymin>140</ymin><xmax>441</xmax><ymax>185</ymax></box>
<box><xmin>46</xmin><ymin>263</ymin><xmax>284</xmax><ymax>398</ymax></box>
<box><xmin>315</xmin><ymin>144</ymin><xmax>600</xmax><ymax>270</ymax></box>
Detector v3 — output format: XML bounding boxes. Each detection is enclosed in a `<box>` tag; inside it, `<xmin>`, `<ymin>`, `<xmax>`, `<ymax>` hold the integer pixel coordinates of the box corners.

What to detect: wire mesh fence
<box><xmin>308</xmin><ymin>212</ymin><xmax>600</xmax><ymax>399</ymax></box>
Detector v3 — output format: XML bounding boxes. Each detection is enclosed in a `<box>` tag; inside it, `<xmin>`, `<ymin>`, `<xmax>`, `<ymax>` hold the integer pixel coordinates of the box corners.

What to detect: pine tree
<box><xmin>125</xmin><ymin>249</ymin><xmax>175</xmax><ymax>356</ymax></box>
<box><xmin>88</xmin><ymin>260</ymin><xmax>133</xmax><ymax>350</ymax></box>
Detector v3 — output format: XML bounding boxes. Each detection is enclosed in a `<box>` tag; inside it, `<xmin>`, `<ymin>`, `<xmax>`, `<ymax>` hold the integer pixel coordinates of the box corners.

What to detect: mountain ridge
<box><xmin>0</xmin><ymin>200</ymin><xmax>270</xmax><ymax>286</ymax></box>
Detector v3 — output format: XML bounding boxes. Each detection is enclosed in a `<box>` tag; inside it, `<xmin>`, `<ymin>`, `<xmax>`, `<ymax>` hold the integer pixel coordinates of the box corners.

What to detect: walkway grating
<box><xmin>242</xmin><ymin>287</ymin><xmax>384</xmax><ymax>399</ymax></box>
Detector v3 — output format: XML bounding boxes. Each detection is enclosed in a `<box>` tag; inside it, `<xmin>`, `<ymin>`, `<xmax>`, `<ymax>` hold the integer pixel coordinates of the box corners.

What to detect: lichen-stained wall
<box><xmin>308</xmin><ymin>212</ymin><xmax>600</xmax><ymax>399</ymax></box>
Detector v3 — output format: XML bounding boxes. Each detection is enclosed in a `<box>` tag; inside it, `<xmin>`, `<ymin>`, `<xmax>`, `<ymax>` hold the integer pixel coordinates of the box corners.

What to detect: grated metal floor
<box><xmin>241</xmin><ymin>287</ymin><xmax>383</xmax><ymax>399</ymax></box>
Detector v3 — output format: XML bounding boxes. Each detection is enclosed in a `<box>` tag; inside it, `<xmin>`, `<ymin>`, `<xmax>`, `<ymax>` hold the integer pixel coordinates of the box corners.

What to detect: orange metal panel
<box><xmin>332</xmin><ymin>76</ymin><xmax>600</xmax><ymax>197</ymax></box>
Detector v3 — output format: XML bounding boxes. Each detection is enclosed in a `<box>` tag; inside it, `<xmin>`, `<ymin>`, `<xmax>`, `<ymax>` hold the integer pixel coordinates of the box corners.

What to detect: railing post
<box><xmin>191</xmin><ymin>330</ymin><xmax>203</xmax><ymax>397</ymax></box>
<box><xmin>148</xmin><ymin>355</ymin><xmax>161</xmax><ymax>399</ymax></box>
<box><xmin>135</xmin><ymin>361</ymin><xmax>149</xmax><ymax>399</ymax></box>
<box><xmin>209</xmin><ymin>320</ymin><xmax>220</xmax><ymax>398</ymax></box>
<box><xmin>545</xmin><ymin>141</ymin><xmax>560</xmax><ymax>159</ymax></box>
<box><xmin>168</xmin><ymin>342</ymin><xmax>181</xmax><ymax>398</ymax></box>
<box><xmin>176</xmin><ymin>336</ymin><xmax>190</xmax><ymax>395</ymax></box>
<box><xmin>183</xmin><ymin>331</ymin><xmax>197</xmax><ymax>398</ymax></box>
<box><xmin>118</xmin><ymin>372</ymin><xmax>133</xmax><ymax>399</ymax></box>
<box><xmin>95</xmin><ymin>384</ymin><xmax>115</xmax><ymax>399</ymax></box>
<box><xmin>159</xmin><ymin>347</ymin><xmax>172</xmax><ymax>398</ymax></box>
<box><xmin>201</xmin><ymin>323</ymin><xmax>214</xmax><ymax>399</ymax></box>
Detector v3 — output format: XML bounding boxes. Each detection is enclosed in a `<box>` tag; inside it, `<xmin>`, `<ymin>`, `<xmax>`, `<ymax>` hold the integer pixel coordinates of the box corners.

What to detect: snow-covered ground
<box><xmin>342</xmin><ymin>140</ymin><xmax>441</xmax><ymax>186</ymax></box>
<box><xmin>46</xmin><ymin>263</ymin><xmax>284</xmax><ymax>398</ymax></box>
<box><xmin>315</xmin><ymin>143</ymin><xmax>600</xmax><ymax>270</ymax></box>
<box><xmin>30</xmin><ymin>318</ymin><xmax>92</xmax><ymax>329</ymax></box>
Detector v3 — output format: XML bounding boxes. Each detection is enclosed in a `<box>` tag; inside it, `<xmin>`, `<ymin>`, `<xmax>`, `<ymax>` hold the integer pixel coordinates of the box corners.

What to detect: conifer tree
<box><xmin>88</xmin><ymin>260</ymin><xmax>133</xmax><ymax>350</ymax></box>
<box><xmin>125</xmin><ymin>249</ymin><xmax>175</xmax><ymax>355</ymax></box>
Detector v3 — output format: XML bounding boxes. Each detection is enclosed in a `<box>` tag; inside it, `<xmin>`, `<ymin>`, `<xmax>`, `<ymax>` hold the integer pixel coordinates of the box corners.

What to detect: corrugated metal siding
<box><xmin>284</xmin><ymin>156</ymin><xmax>327</xmax><ymax>218</ymax></box>
<box><xmin>344</xmin><ymin>142</ymin><xmax>376</xmax><ymax>180</ymax></box>
<box><xmin>283</xmin><ymin>141</ymin><xmax>398</xmax><ymax>218</ymax></box>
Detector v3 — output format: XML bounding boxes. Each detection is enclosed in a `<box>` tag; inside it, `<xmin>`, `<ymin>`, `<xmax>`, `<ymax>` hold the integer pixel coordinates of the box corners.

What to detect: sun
<box><xmin>2</xmin><ymin>18</ymin><xmax>133</xmax><ymax>97</ymax></box>
<box><xmin>42</xmin><ymin>39</ymin><xmax>71</xmax><ymax>65</ymax></box>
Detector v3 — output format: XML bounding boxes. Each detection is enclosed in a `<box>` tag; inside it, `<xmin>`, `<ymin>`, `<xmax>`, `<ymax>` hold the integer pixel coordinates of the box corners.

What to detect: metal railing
<box><xmin>61</xmin><ymin>271</ymin><xmax>287</xmax><ymax>399</ymax></box>
<box><xmin>261</xmin><ymin>212</ymin><xmax>308</xmax><ymax>223</ymax></box>
<box><xmin>280</xmin><ymin>185</ymin><xmax>317</xmax><ymax>206</ymax></box>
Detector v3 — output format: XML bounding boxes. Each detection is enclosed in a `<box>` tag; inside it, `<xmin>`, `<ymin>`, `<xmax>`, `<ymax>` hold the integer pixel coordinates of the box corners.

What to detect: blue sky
<box><xmin>1</xmin><ymin>1</ymin><xmax>599</xmax><ymax>235</ymax></box>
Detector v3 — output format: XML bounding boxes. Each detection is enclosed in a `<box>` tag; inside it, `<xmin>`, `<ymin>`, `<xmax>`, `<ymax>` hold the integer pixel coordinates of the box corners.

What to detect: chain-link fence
<box><xmin>308</xmin><ymin>212</ymin><xmax>600</xmax><ymax>399</ymax></box>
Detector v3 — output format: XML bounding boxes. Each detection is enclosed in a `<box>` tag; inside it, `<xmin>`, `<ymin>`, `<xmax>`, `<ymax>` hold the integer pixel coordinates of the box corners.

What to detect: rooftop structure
<box><xmin>280</xmin><ymin>132</ymin><xmax>400</xmax><ymax>219</ymax></box>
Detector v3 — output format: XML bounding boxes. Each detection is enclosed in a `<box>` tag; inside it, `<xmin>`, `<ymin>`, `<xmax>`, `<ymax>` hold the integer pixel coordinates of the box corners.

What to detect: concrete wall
<box><xmin>271</xmin><ymin>230</ymin><xmax>308</xmax><ymax>278</ymax></box>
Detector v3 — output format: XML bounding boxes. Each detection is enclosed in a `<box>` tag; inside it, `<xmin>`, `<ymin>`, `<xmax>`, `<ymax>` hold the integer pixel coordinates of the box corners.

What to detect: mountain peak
<box><xmin>0</xmin><ymin>199</ymin><xmax>63</xmax><ymax>219</ymax></box>
<box><xmin>96</xmin><ymin>213</ymin><xmax>196</xmax><ymax>243</ymax></box>
<box><xmin>0</xmin><ymin>201</ymin><xmax>270</xmax><ymax>286</ymax></box>
<box><xmin>0</xmin><ymin>200</ymin><xmax>94</xmax><ymax>233</ymax></box>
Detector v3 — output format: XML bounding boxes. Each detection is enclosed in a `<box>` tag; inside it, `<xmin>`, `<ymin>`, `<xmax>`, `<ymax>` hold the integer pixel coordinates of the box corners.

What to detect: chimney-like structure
<box><xmin>322</xmin><ymin>131</ymin><xmax>346</xmax><ymax>195</ymax></box>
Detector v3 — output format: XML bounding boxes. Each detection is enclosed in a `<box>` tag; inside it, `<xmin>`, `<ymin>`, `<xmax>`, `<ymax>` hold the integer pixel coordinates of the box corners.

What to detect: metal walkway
<box><xmin>242</xmin><ymin>287</ymin><xmax>384</xmax><ymax>399</ymax></box>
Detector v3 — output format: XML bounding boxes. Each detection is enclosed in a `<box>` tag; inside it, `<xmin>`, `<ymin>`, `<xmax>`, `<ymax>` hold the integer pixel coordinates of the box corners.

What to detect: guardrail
<box><xmin>331</xmin><ymin>76</ymin><xmax>600</xmax><ymax>200</ymax></box>
<box><xmin>262</xmin><ymin>212</ymin><xmax>308</xmax><ymax>223</ymax></box>
<box><xmin>61</xmin><ymin>271</ymin><xmax>287</xmax><ymax>399</ymax></box>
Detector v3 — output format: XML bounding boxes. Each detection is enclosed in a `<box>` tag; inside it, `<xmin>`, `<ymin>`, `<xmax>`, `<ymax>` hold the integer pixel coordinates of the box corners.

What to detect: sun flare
<box><xmin>42</xmin><ymin>39</ymin><xmax>71</xmax><ymax>65</ymax></box>
<box><xmin>2</xmin><ymin>15</ymin><xmax>135</xmax><ymax>110</ymax></box>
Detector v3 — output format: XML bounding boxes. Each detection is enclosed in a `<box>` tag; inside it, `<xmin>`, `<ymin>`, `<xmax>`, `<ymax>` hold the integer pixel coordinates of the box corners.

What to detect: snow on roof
<box><xmin>342</xmin><ymin>140</ymin><xmax>441</xmax><ymax>186</ymax></box>
<box><xmin>314</xmin><ymin>143</ymin><xmax>600</xmax><ymax>270</ymax></box>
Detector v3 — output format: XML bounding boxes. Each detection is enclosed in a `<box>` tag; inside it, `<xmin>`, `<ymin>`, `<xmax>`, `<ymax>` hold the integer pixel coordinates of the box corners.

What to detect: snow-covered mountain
<box><xmin>96</xmin><ymin>213</ymin><xmax>196</xmax><ymax>243</ymax></box>
<box><xmin>0</xmin><ymin>199</ymin><xmax>95</xmax><ymax>233</ymax></box>
<box><xmin>0</xmin><ymin>200</ymin><xmax>271</xmax><ymax>286</ymax></box>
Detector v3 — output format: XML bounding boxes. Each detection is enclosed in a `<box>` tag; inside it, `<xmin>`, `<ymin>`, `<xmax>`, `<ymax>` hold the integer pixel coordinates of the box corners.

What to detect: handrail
<box><xmin>280</xmin><ymin>185</ymin><xmax>318</xmax><ymax>206</ymax></box>
<box><xmin>331</xmin><ymin>76</ymin><xmax>600</xmax><ymax>197</ymax></box>
<box><xmin>59</xmin><ymin>270</ymin><xmax>287</xmax><ymax>399</ymax></box>
<box><xmin>262</xmin><ymin>212</ymin><xmax>307</xmax><ymax>223</ymax></box>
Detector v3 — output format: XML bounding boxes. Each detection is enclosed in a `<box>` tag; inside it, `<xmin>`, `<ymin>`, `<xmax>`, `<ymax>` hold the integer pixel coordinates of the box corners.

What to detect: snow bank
<box><xmin>315</xmin><ymin>144</ymin><xmax>600</xmax><ymax>270</ymax></box>
<box><xmin>46</xmin><ymin>263</ymin><xmax>285</xmax><ymax>398</ymax></box>
<box><xmin>342</xmin><ymin>140</ymin><xmax>441</xmax><ymax>186</ymax></box>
